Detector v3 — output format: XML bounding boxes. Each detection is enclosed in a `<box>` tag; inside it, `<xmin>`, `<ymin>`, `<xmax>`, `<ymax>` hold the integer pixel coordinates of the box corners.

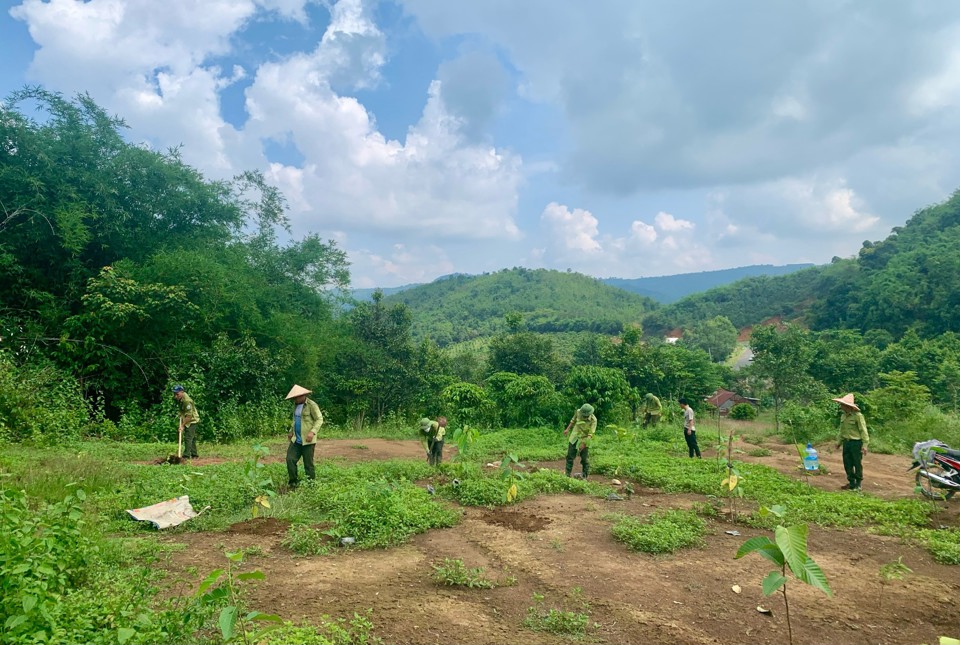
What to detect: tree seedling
<box><xmin>241</xmin><ymin>444</ymin><xmax>275</xmax><ymax>518</ymax></box>
<box><xmin>878</xmin><ymin>557</ymin><xmax>911</xmax><ymax>611</ymax></box>
<box><xmin>735</xmin><ymin>505</ymin><xmax>832</xmax><ymax>645</ymax></box>
<box><xmin>499</xmin><ymin>453</ymin><xmax>526</xmax><ymax>503</ymax></box>
<box><xmin>195</xmin><ymin>550</ymin><xmax>283</xmax><ymax>644</ymax></box>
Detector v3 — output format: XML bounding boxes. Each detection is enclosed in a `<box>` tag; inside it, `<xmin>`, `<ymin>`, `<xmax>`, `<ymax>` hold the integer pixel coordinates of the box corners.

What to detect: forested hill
<box><xmin>602</xmin><ymin>264</ymin><xmax>813</xmax><ymax>303</ymax></box>
<box><xmin>645</xmin><ymin>189</ymin><xmax>960</xmax><ymax>340</ymax></box>
<box><xmin>382</xmin><ymin>268</ymin><xmax>657</xmax><ymax>345</ymax></box>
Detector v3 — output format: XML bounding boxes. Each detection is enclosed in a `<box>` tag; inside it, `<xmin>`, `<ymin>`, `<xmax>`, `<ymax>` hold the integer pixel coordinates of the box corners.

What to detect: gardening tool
<box><xmin>164</xmin><ymin>423</ymin><xmax>184</xmax><ymax>465</ymax></box>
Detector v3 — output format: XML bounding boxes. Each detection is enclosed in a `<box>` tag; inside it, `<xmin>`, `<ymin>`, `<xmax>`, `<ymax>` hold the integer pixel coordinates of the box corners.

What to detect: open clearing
<box><xmin>151</xmin><ymin>437</ymin><xmax>960</xmax><ymax>645</ymax></box>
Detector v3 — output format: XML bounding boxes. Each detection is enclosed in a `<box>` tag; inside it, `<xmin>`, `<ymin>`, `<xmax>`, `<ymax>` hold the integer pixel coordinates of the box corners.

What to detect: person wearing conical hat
<box><xmin>833</xmin><ymin>393</ymin><xmax>869</xmax><ymax>491</ymax></box>
<box><xmin>563</xmin><ymin>403</ymin><xmax>597</xmax><ymax>479</ymax></box>
<box><xmin>285</xmin><ymin>384</ymin><xmax>323</xmax><ymax>487</ymax></box>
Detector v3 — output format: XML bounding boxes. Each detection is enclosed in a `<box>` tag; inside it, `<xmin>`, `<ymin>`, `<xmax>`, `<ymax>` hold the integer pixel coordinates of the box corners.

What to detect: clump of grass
<box><xmin>611</xmin><ymin>509</ymin><xmax>706</xmax><ymax>554</ymax></box>
<box><xmin>431</xmin><ymin>558</ymin><xmax>495</xmax><ymax>588</ymax></box>
<box><xmin>281</xmin><ymin>525</ymin><xmax>332</xmax><ymax>556</ymax></box>
<box><xmin>917</xmin><ymin>528</ymin><xmax>960</xmax><ymax>565</ymax></box>
<box><xmin>747</xmin><ymin>447</ymin><xmax>773</xmax><ymax>457</ymax></box>
<box><xmin>523</xmin><ymin>589</ymin><xmax>591</xmax><ymax>636</ymax></box>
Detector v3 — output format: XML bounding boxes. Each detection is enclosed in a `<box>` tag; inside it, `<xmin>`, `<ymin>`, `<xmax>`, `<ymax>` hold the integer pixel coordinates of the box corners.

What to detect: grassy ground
<box><xmin>2</xmin><ymin>417</ymin><xmax>959</xmax><ymax>643</ymax></box>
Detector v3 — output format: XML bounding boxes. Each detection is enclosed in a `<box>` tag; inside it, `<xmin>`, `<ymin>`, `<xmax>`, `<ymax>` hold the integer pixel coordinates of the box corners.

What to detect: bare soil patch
<box><xmin>160</xmin><ymin>487</ymin><xmax>960</xmax><ymax>645</ymax></box>
<box><xmin>226</xmin><ymin>517</ymin><xmax>290</xmax><ymax>536</ymax></box>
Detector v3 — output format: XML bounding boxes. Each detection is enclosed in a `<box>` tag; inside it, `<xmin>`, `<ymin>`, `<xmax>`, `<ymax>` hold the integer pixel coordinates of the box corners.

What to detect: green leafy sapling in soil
<box><xmin>735</xmin><ymin>505</ymin><xmax>832</xmax><ymax>645</ymax></box>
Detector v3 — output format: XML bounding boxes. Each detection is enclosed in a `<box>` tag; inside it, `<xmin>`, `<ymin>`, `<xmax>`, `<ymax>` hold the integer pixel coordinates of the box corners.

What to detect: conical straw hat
<box><xmin>831</xmin><ymin>393</ymin><xmax>859</xmax><ymax>411</ymax></box>
<box><xmin>285</xmin><ymin>384</ymin><xmax>312</xmax><ymax>400</ymax></box>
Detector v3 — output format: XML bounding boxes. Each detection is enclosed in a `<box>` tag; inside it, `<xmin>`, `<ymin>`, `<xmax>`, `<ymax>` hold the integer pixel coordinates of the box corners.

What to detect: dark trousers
<box><xmin>642</xmin><ymin>413</ymin><xmax>660</xmax><ymax>428</ymax></box>
<box><xmin>428</xmin><ymin>439</ymin><xmax>444</xmax><ymax>466</ymax></box>
<box><xmin>182</xmin><ymin>423</ymin><xmax>199</xmax><ymax>458</ymax></box>
<box><xmin>842</xmin><ymin>439</ymin><xmax>863</xmax><ymax>488</ymax></box>
<box><xmin>565</xmin><ymin>442</ymin><xmax>589</xmax><ymax>478</ymax></box>
<box><xmin>286</xmin><ymin>442</ymin><xmax>316</xmax><ymax>485</ymax></box>
<box><xmin>684</xmin><ymin>430</ymin><xmax>701</xmax><ymax>458</ymax></box>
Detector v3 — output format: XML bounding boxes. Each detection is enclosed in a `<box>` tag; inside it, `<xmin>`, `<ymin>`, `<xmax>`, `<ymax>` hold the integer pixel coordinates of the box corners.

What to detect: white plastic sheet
<box><xmin>127</xmin><ymin>495</ymin><xmax>203</xmax><ymax>529</ymax></box>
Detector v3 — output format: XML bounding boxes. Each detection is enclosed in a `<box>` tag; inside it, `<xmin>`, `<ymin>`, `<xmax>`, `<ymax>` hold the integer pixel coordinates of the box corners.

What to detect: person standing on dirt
<box><xmin>641</xmin><ymin>393</ymin><xmax>663</xmax><ymax>428</ymax></box>
<box><xmin>833</xmin><ymin>393</ymin><xmax>869</xmax><ymax>491</ymax></box>
<box><xmin>419</xmin><ymin>416</ymin><xmax>447</xmax><ymax>466</ymax></box>
<box><xmin>173</xmin><ymin>385</ymin><xmax>200</xmax><ymax>460</ymax></box>
<box><xmin>679</xmin><ymin>398</ymin><xmax>701</xmax><ymax>458</ymax></box>
<box><xmin>285</xmin><ymin>384</ymin><xmax>323</xmax><ymax>487</ymax></box>
<box><xmin>563</xmin><ymin>404</ymin><xmax>597</xmax><ymax>479</ymax></box>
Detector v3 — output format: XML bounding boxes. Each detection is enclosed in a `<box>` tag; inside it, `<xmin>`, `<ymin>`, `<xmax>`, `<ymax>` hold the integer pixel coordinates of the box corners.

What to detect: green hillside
<box><xmin>645</xmin><ymin>189</ymin><xmax>960</xmax><ymax>340</ymax></box>
<box><xmin>383</xmin><ymin>268</ymin><xmax>657</xmax><ymax>345</ymax></box>
<box><xmin>602</xmin><ymin>263</ymin><xmax>813</xmax><ymax>303</ymax></box>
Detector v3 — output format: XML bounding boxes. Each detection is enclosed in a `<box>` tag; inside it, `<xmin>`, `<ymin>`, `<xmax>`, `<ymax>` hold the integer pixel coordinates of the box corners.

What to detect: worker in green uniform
<box><xmin>285</xmin><ymin>384</ymin><xmax>324</xmax><ymax>487</ymax></box>
<box><xmin>563</xmin><ymin>404</ymin><xmax>597</xmax><ymax>479</ymax></box>
<box><xmin>833</xmin><ymin>393</ymin><xmax>869</xmax><ymax>491</ymax></box>
<box><xmin>641</xmin><ymin>393</ymin><xmax>663</xmax><ymax>428</ymax></box>
<box><xmin>173</xmin><ymin>385</ymin><xmax>200</xmax><ymax>459</ymax></box>
<box><xmin>419</xmin><ymin>416</ymin><xmax>447</xmax><ymax>466</ymax></box>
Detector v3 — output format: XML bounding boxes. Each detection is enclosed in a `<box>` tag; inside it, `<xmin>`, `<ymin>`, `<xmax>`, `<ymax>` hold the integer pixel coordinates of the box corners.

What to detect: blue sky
<box><xmin>3</xmin><ymin>0</ymin><xmax>960</xmax><ymax>288</ymax></box>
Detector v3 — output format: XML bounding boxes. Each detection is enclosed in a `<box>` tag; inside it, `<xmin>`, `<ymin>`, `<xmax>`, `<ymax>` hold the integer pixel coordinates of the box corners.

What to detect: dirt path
<box><xmin>162</xmin><ymin>492</ymin><xmax>960</xmax><ymax>645</ymax></box>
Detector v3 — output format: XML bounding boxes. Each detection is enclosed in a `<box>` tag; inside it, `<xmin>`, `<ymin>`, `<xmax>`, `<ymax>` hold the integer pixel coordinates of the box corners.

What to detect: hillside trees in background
<box><xmin>681</xmin><ymin>315</ymin><xmax>738</xmax><ymax>362</ymax></box>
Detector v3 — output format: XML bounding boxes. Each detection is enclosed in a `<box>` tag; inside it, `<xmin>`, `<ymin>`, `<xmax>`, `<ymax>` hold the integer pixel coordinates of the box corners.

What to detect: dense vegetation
<box><xmin>382</xmin><ymin>268</ymin><xmax>657</xmax><ymax>345</ymax></box>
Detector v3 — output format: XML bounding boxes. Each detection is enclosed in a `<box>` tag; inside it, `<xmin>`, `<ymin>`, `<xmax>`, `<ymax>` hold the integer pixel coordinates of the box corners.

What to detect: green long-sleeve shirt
<box><xmin>642</xmin><ymin>394</ymin><xmax>662</xmax><ymax>415</ymax></box>
<box><xmin>567</xmin><ymin>413</ymin><xmax>597</xmax><ymax>446</ymax></box>
<box><xmin>177</xmin><ymin>394</ymin><xmax>200</xmax><ymax>426</ymax></box>
<box><xmin>838</xmin><ymin>410</ymin><xmax>869</xmax><ymax>446</ymax></box>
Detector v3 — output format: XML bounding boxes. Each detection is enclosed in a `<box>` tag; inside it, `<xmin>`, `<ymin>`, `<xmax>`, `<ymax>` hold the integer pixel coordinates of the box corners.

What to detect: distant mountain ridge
<box><xmin>601</xmin><ymin>264</ymin><xmax>814</xmax><ymax>303</ymax></box>
<box><xmin>351</xmin><ymin>264</ymin><xmax>814</xmax><ymax>304</ymax></box>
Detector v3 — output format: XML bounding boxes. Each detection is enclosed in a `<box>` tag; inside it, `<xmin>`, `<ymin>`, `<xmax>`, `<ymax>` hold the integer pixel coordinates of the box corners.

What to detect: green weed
<box><xmin>261</xmin><ymin>612</ymin><xmax>380</xmax><ymax>645</ymax></box>
<box><xmin>611</xmin><ymin>509</ymin><xmax>706</xmax><ymax>554</ymax></box>
<box><xmin>281</xmin><ymin>525</ymin><xmax>333</xmax><ymax>556</ymax></box>
<box><xmin>431</xmin><ymin>558</ymin><xmax>495</xmax><ymax>589</ymax></box>
<box><xmin>522</xmin><ymin>589</ymin><xmax>591</xmax><ymax>636</ymax></box>
<box><xmin>747</xmin><ymin>447</ymin><xmax>773</xmax><ymax>457</ymax></box>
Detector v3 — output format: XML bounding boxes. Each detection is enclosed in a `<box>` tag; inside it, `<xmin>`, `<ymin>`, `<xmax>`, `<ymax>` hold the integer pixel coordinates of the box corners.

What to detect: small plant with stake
<box><xmin>241</xmin><ymin>444</ymin><xmax>275</xmax><ymax>518</ymax></box>
<box><xmin>499</xmin><ymin>453</ymin><xmax>526</xmax><ymax>503</ymax></box>
<box><xmin>734</xmin><ymin>505</ymin><xmax>832</xmax><ymax>645</ymax></box>
<box><xmin>450</xmin><ymin>425</ymin><xmax>479</xmax><ymax>463</ymax></box>
<box><xmin>721</xmin><ymin>430</ymin><xmax>745</xmax><ymax>519</ymax></box>
<box><xmin>878</xmin><ymin>556</ymin><xmax>911</xmax><ymax>611</ymax></box>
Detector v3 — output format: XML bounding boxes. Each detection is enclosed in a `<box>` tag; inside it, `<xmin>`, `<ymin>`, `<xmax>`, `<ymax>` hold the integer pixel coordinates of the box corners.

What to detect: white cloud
<box><xmin>654</xmin><ymin>211</ymin><xmax>693</xmax><ymax>232</ymax></box>
<box><xmin>349</xmin><ymin>242</ymin><xmax>455</xmax><ymax>288</ymax></box>
<box><xmin>540</xmin><ymin>202</ymin><xmax>601</xmax><ymax>253</ymax></box>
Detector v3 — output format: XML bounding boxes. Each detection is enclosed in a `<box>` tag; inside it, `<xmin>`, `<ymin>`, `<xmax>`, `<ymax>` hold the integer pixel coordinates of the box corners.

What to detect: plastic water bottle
<box><xmin>803</xmin><ymin>443</ymin><xmax>819</xmax><ymax>471</ymax></box>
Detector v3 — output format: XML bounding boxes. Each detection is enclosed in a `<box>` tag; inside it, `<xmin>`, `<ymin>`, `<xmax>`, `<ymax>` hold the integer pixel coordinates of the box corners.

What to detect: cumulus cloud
<box><xmin>538</xmin><ymin>202</ymin><xmax>710</xmax><ymax>276</ymax></box>
<box><xmin>437</xmin><ymin>47</ymin><xmax>509</xmax><ymax>141</ymax></box>
<box><xmin>349</xmin><ymin>242</ymin><xmax>455</xmax><ymax>288</ymax></box>
<box><xmin>11</xmin><ymin>0</ymin><xmax>524</xmax><ymax>248</ymax></box>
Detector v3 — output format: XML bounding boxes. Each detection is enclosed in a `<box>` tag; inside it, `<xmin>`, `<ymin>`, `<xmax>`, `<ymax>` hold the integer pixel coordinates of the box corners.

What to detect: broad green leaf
<box><xmin>245</xmin><ymin>611</ymin><xmax>284</xmax><ymax>623</ymax></box>
<box><xmin>735</xmin><ymin>536</ymin><xmax>784</xmax><ymax>566</ymax></box>
<box><xmin>237</xmin><ymin>571</ymin><xmax>265</xmax><ymax>582</ymax></box>
<box><xmin>196</xmin><ymin>569</ymin><xmax>224</xmax><ymax>596</ymax></box>
<box><xmin>5</xmin><ymin>615</ymin><xmax>27</xmax><ymax>630</ymax></box>
<box><xmin>774</xmin><ymin>523</ymin><xmax>809</xmax><ymax>579</ymax></box>
<box><xmin>22</xmin><ymin>595</ymin><xmax>37</xmax><ymax>613</ymax></box>
<box><xmin>117</xmin><ymin>627</ymin><xmax>135</xmax><ymax>644</ymax></box>
<box><xmin>762</xmin><ymin>570</ymin><xmax>787</xmax><ymax>596</ymax></box>
<box><xmin>940</xmin><ymin>638</ymin><xmax>960</xmax><ymax>645</ymax></box>
<box><xmin>226</xmin><ymin>550</ymin><xmax>244</xmax><ymax>563</ymax></box>
<box><xmin>797</xmin><ymin>557</ymin><xmax>832</xmax><ymax>596</ymax></box>
<box><xmin>219</xmin><ymin>606</ymin><xmax>237</xmax><ymax>642</ymax></box>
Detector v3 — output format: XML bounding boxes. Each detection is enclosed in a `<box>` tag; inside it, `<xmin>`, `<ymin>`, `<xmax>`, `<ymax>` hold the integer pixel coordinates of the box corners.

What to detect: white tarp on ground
<box><xmin>127</xmin><ymin>495</ymin><xmax>201</xmax><ymax>529</ymax></box>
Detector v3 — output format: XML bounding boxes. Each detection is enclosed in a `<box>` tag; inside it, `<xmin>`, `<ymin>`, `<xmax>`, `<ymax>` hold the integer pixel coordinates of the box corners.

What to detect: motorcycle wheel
<box><xmin>916</xmin><ymin>466</ymin><xmax>957</xmax><ymax>500</ymax></box>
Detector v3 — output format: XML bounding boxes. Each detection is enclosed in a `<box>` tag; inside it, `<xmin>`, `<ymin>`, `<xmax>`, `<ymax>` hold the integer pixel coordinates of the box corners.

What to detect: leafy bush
<box><xmin>0</xmin><ymin>351</ymin><xmax>90</xmax><ymax>442</ymax></box>
<box><xmin>523</xmin><ymin>590</ymin><xmax>591</xmax><ymax>636</ymax></box>
<box><xmin>777</xmin><ymin>400</ymin><xmax>836</xmax><ymax>444</ymax></box>
<box><xmin>728</xmin><ymin>403</ymin><xmax>758</xmax><ymax>420</ymax></box>
<box><xmin>282</xmin><ymin>524</ymin><xmax>333</xmax><ymax>556</ymax></box>
<box><xmin>262</xmin><ymin>613</ymin><xmax>380</xmax><ymax>645</ymax></box>
<box><xmin>611</xmin><ymin>509</ymin><xmax>706</xmax><ymax>554</ymax></box>
<box><xmin>432</xmin><ymin>558</ymin><xmax>495</xmax><ymax>588</ymax></box>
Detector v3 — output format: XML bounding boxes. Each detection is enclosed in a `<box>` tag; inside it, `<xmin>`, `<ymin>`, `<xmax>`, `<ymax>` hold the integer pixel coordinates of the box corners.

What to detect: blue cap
<box><xmin>173</xmin><ymin>385</ymin><xmax>185</xmax><ymax>393</ymax></box>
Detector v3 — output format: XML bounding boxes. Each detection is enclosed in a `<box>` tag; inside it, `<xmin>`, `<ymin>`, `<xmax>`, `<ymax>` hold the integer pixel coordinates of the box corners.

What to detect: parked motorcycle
<box><xmin>911</xmin><ymin>440</ymin><xmax>960</xmax><ymax>500</ymax></box>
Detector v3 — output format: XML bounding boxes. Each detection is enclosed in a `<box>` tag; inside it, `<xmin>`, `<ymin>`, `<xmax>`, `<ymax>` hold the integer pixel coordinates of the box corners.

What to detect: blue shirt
<box><xmin>294</xmin><ymin>404</ymin><xmax>304</xmax><ymax>444</ymax></box>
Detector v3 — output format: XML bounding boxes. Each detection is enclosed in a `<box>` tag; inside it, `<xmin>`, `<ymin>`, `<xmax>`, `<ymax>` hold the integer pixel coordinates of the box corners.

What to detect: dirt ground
<box><xmin>157</xmin><ymin>439</ymin><xmax>960</xmax><ymax>644</ymax></box>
